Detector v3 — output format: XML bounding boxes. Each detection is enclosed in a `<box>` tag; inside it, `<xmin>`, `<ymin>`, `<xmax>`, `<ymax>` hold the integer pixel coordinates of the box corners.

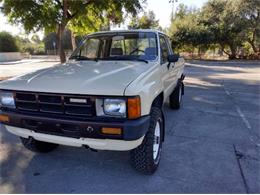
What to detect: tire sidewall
<box><xmin>153</xmin><ymin>116</ymin><xmax>163</xmax><ymax>165</ymax></box>
<box><xmin>178</xmin><ymin>83</ymin><xmax>183</xmax><ymax>104</ymax></box>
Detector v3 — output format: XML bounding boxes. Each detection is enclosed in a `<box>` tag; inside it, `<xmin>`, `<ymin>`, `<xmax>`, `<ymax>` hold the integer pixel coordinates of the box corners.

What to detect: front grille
<box><xmin>15</xmin><ymin>92</ymin><xmax>95</xmax><ymax>117</ymax></box>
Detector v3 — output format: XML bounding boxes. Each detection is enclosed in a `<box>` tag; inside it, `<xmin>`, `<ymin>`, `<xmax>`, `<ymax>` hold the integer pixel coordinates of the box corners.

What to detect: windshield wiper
<box><xmin>69</xmin><ymin>55</ymin><xmax>98</xmax><ymax>62</ymax></box>
<box><xmin>102</xmin><ymin>56</ymin><xmax>148</xmax><ymax>63</ymax></box>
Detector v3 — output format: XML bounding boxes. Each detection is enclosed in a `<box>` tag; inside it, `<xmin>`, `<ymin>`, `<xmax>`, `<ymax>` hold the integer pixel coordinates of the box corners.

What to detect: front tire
<box><xmin>21</xmin><ymin>137</ymin><xmax>59</xmax><ymax>153</ymax></box>
<box><xmin>130</xmin><ymin>107</ymin><xmax>163</xmax><ymax>174</ymax></box>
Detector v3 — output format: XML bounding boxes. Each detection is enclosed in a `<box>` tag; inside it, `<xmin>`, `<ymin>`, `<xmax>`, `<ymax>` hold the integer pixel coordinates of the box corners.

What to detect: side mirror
<box><xmin>168</xmin><ymin>54</ymin><xmax>179</xmax><ymax>63</ymax></box>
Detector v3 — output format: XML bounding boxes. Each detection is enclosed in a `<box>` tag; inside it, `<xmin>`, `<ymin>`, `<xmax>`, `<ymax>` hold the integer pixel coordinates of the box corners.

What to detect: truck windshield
<box><xmin>70</xmin><ymin>32</ymin><xmax>158</xmax><ymax>62</ymax></box>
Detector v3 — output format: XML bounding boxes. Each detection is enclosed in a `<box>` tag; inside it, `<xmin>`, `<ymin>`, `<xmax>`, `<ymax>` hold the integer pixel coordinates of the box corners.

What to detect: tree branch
<box><xmin>68</xmin><ymin>0</ymin><xmax>95</xmax><ymax>20</ymax></box>
<box><xmin>220</xmin><ymin>44</ymin><xmax>230</xmax><ymax>56</ymax></box>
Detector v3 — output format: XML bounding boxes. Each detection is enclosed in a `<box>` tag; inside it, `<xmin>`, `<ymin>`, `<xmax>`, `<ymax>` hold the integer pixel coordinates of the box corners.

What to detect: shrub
<box><xmin>0</xmin><ymin>31</ymin><xmax>19</xmax><ymax>52</ymax></box>
<box><xmin>15</xmin><ymin>36</ymin><xmax>46</xmax><ymax>55</ymax></box>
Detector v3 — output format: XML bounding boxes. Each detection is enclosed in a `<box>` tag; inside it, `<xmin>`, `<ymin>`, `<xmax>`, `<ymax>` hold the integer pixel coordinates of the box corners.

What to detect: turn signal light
<box><xmin>101</xmin><ymin>127</ymin><xmax>122</xmax><ymax>135</ymax></box>
<box><xmin>127</xmin><ymin>96</ymin><xmax>141</xmax><ymax>119</ymax></box>
<box><xmin>0</xmin><ymin>115</ymin><xmax>9</xmax><ymax>123</ymax></box>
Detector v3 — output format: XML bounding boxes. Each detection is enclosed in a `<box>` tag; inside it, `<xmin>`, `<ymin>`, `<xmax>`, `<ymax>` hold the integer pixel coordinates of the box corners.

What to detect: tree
<box><xmin>15</xmin><ymin>35</ymin><xmax>45</xmax><ymax>55</ymax></box>
<box><xmin>128</xmin><ymin>10</ymin><xmax>161</xmax><ymax>30</ymax></box>
<box><xmin>0</xmin><ymin>31</ymin><xmax>18</xmax><ymax>52</ymax></box>
<box><xmin>168</xmin><ymin>0</ymin><xmax>260</xmax><ymax>59</ymax></box>
<box><xmin>31</xmin><ymin>35</ymin><xmax>41</xmax><ymax>44</ymax></box>
<box><xmin>1</xmin><ymin>0</ymin><xmax>144</xmax><ymax>62</ymax></box>
<box><xmin>200</xmin><ymin>0</ymin><xmax>251</xmax><ymax>59</ymax></box>
<box><xmin>175</xmin><ymin>3</ymin><xmax>189</xmax><ymax>19</ymax></box>
<box><xmin>168</xmin><ymin>4</ymin><xmax>212</xmax><ymax>54</ymax></box>
<box><xmin>237</xmin><ymin>0</ymin><xmax>260</xmax><ymax>55</ymax></box>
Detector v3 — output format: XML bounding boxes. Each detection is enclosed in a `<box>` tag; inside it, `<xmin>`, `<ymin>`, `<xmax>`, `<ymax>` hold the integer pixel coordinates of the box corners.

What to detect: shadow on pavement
<box><xmin>0</xmin><ymin>60</ymin><xmax>259</xmax><ymax>193</ymax></box>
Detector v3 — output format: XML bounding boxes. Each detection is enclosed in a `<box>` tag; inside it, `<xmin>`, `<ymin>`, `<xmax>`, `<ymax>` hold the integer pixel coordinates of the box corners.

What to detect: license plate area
<box><xmin>22</xmin><ymin>119</ymin><xmax>81</xmax><ymax>138</ymax></box>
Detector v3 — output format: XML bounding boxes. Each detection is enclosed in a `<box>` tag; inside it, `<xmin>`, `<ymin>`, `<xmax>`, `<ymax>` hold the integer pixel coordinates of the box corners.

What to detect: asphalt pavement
<box><xmin>0</xmin><ymin>60</ymin><xmax>259</xmax><ymax>193</ymax></box>
<box><xmin>0</xmin><ymin>57</ymin><xmax>60</xmax><ymax>79</ymax></box>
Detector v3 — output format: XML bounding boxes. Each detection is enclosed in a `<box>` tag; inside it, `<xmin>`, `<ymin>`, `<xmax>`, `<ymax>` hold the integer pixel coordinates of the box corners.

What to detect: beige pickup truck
<box><xmin>0</xmin><ymin>30</ymin><xmax>185</xmax><ymax>174</ymax></box>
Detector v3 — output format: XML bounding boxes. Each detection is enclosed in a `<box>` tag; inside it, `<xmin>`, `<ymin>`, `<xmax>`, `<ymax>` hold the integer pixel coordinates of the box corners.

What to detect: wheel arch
<box><xmin>151</xmin><ymin>91</ymin><xmax>164</xmax><ymax>109</ymax></box>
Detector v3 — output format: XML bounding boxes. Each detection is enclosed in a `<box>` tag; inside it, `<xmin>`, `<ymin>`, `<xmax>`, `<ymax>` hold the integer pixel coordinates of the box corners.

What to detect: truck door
<box><xmin>165</xmin><ymin>36</ymin><xmax>180</xmax><ymax>90</ymax></box>
<box><xmin>159</xmin><ymin>34</ymin><xmax>172</xmax><ymax>98</ymax></box>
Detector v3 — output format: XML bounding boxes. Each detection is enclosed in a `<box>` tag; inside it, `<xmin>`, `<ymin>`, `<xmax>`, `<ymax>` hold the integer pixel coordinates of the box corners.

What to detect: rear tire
<box><xmin>130</xmin><ymin>107</ymin><xmax>163</xmax><ymax>175</ymax></box>
<box><xmin>169</xmin><ymin>82</ymin><xmax>183</xmax><ymax>109</ymax></box>
<box><xmin>21</xmin><ymin>137</ymin><xmax>59</xmax><ymax>153</ymax></box>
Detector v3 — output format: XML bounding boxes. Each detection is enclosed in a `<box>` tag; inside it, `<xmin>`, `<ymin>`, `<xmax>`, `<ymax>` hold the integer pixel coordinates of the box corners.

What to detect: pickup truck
<box><xmin>0</xmin><ymin>30</ymin><xmax>185</xmax><ymax>174</ymax></box>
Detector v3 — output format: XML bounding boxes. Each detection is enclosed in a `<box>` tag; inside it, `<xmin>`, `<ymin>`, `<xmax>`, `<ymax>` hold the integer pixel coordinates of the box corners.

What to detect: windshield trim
<box><xmin>69</xmin><ymin>32</ymin><xmax>159</xmax><ymax>63</ymax></box>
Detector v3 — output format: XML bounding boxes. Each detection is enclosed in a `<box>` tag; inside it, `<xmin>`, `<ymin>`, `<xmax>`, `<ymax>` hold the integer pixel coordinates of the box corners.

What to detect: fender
<box><xmin>124</xmin><ymin>63</ymin><xmax>164</xmax><ymax>116</ymax></box>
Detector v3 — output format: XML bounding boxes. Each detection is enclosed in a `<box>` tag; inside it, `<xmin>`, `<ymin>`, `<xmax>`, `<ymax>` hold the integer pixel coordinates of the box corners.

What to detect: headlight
<box><xmin>103</xmin><ymin>99</ymin><xmax>126</xmax><ymax>117</ymax></box>
<box><xmin>0</xmin><ymin>92</ymin><xmax>15</xmax><ymax>108</ymax></box>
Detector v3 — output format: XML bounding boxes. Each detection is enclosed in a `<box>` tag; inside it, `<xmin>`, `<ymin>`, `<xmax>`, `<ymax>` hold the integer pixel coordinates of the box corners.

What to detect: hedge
<box><xmin>0</xmin><ymin>31</ymin><xmax>19</xmax><ymax>52</ymax></box>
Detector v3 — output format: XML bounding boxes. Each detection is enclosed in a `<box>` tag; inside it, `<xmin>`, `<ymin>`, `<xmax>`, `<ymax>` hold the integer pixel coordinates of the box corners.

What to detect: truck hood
<box><xmin>0</xmin><ymin>60</ymin><xmax>152</xmax><ymax>95</ymax></box>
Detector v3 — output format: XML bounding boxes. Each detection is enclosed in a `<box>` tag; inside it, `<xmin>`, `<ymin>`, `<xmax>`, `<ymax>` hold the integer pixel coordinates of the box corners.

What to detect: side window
<box><xmin>81</xmin><ymin>39</ymin><xmax>100</xmax><ymax>58</ymax></box>
<box><xmin>165</xmin><ymin>37</ymin><xmax>173</xmax><ymax>54</ymax></box>
<box><xmin>159</xmin><ymin>35</ymin><xmax>170</xmax><ymax>64</ymax></box>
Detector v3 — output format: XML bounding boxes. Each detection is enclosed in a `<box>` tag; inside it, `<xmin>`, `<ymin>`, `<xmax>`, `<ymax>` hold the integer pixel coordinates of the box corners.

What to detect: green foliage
<box><xmin>200</xmin><ymin>0</ymin><xmax>247</xmax><ymax>59</ymax></box>
<box><xmin>168</xmin><ymin>4</ymin><xmax>213</xmax><ymax>53</ymax></box>
<box><xmin>236</xmin><ymin>0</ymin><xmax>260</xmax><ymax>54</ymax></box>
<box><xmin>0</xmin><ymin>31</ymin><xmax>19</xmax><ymax>52</ymax></box>
<box><xmin>0</xmin><ymin>31</ymin><xmax>43</xmax><ymax>54</ymax></box>
<box><xmin>128</xmin><ymin>10</ymin><xmax>161</xmax><ymax>30</ymax></box>
<box><xmin>1</xmin><ymin>0</ymin><xmax>145</xmax><ymax>62</ymax></box>
<box><xmin>1</xmin><ymin>0</ymin><xmax>144</xmax><ymax>34</ymax></box>
<box><xmin>31</xmin><ymin>35</ymin><xmax>41</xmax><ymax>44</ymax></box>
<box><xmin>168</xmin><ymin>0</ymin><xmax>260</xmax><ymax>59</ymax></box>
<box><xmin>15</xmin><ymin>35</ymin><xmax>45</xmax><ymax>55</ymax></box>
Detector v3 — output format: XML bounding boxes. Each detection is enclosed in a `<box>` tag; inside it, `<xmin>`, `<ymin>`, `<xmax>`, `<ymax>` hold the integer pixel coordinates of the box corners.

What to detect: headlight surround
<box><xmin>0</xmin><ymin>92</ymin><xmax>15</xmax><ymax>108</ymax></box>
<box><xmin>103</xmin><ymin>98</ymin><xmax>126</xmax><ymax>117</ymax></box>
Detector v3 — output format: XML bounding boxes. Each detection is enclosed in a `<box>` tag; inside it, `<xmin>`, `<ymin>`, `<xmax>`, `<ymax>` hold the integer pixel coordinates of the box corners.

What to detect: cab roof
<box><xmin>88</xmin><ymin>29</ymin><xmax>167</xmax><ymax>37</ymax></box>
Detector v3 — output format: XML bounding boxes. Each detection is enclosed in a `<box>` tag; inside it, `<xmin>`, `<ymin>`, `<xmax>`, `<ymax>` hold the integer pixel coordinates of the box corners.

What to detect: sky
<box><xmin>145</xmin><ymin>0</ymin><xmax>208</xmax><ymax>28</ymax></box>
<box><xmin>0</xmin><ymin>0</ymin><xmax>208</xmax><ymax>39</ymax></box>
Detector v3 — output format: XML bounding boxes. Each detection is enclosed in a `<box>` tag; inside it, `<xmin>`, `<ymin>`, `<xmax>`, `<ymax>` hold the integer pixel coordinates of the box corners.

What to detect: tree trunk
<box><xmin>248</xmin><ymin>29</ymin><xmax>258</xmax><ymax>53</ymax></box>
<box><xmin>57</xmin><ymin>24</ymin><xmax>66</xmax><ymax>63</ymax></box>
<box><xmin>56</xmin><ymin>0</ymin><xmax>68</xmax><ymax>63</ymax></box>
<box><xmin>220</xmin><ymin>44</ymin><xmax>230</xmax><ymax>58</ymax></box>
<box><xmin>229</xmin><ymin>44</ymin><xmax>237</xmax><ymax>60</ymax></box>
<box><xmin>198</xmin><ymin>46</ymin><xmax>201</xmax><ymax>60</ymax></box>
<box><xmin>71</xmin><ymin>31</ymin><xmax>77</xmax><ymax>51</ymax></box>
<box><xmin>221</xmin><ymin>43</ymin><xmax>237</xmax><ymax>60</ymax></box>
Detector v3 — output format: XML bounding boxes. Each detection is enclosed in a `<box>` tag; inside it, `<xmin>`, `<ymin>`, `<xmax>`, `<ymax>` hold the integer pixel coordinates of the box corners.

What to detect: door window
<box><xmin>159</xmin><ymin>35</ymin><xmax>170</xmax><ymax>64</ymax></box>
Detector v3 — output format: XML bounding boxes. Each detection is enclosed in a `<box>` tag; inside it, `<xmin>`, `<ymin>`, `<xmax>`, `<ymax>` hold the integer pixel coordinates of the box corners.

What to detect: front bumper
<box><xmin>4</xmin><ymin>125</ymin><xmax>144</xmax><ymax>151</ymax></box>
<box><xmin>1</xmin><ymin>111</ymin><xmax>150</xmax><ymax>141</ymax></box>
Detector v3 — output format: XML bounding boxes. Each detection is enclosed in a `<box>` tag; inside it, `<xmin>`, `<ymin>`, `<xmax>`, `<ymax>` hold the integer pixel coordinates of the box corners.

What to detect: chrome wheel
<box><xmin>153</xmin><ymin>121</ymin><xmax>161</xmax><ymax>160</ymax></box>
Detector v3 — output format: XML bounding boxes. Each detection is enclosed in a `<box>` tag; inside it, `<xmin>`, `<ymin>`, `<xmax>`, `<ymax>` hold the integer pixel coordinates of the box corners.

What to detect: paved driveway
<box><xmin>0</xmin><ymin>60</ymin><xmax>259</xmax><ymax>193</ymax></box>
<box><xmin>0</xmin><ymin>58</ymin><xmax>60</xmax><ymax>79</ymax></box>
